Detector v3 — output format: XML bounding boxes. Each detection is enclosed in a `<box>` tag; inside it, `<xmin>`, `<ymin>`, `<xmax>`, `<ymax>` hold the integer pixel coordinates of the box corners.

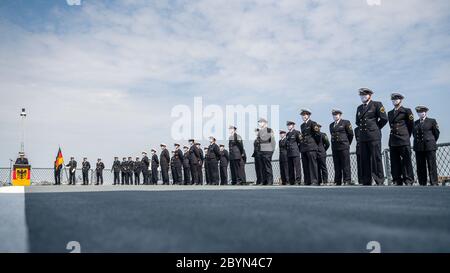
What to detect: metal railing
<box><xmin>1</xmin><ymin>143</ymin><xmax>450</xmax><ymax>186</ymax></box>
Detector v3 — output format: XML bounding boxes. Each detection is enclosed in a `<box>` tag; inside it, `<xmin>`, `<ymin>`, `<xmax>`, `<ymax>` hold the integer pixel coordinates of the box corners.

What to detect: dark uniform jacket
<box><xmin>220</xmin><ymin>150</ymin><xmax>229</xmax><ymax>167</ymax></box>
<box><xmin>66</xmin><ymin>160</ymin><xmax>77</xmax><ymax>172</ymax></box>
<box><xmin>355</xmin><ymin>127</ymin><xmax>361</xmax><ymax>155</ymax></box>
<box><xmin>120</xmin><ymin>161</ymin><xmax>128</xmax><ymax>173</ymax></box>
<box><xmin>141</xmin><ymin>156</ymin><xmax>150</xmax><ymax>171</ymax></box>
<box><xmin>413</xmin><ymin>118</ymin><xmax>440</xmax><ymax>152</ymax></box>
<box><xmin>189</xmin><ymin>145</ymin><xmax>201</xmax><ymax>165</ymax></box>
<box><xmin>151</xmin><ymin>154</ymin><xmax>159</xmax><ymax>169</ymax></box>
<box><xmin>96</xmin><ymin>162</ymin><xmax>105</xmax><ymax>172</ymax></box>
<box><xmin>208</xmin><ymin>143</ymin><xmax>221</xmax><ymax>162</ymax></box>
<box><xmin>279</xmin><ymin>137</ymin><xmax>288</xmax><ymax>162</ymax></box>
<box><xmin>112</xmin><ymin>160</ymin><xmax>121</xmax><ymax>173</ymax></box>
<box><xmin>388</xmin><ymin>107</ymin><xmax>414</xmax><ymax>147</ymax></box>
<box><xmin>329</xmin><ymin>119</ymin><xmax>354</xmax><ymax>151</ymax></box>
<box><xmin>160</xmin><ymin>150</ymin><xmax>170</xmax><ymax>169</ymax></box>
<box><xmin>300</xmin><ymin>120</ymin><xmax>321</xmax><ymax>152</ymax></box>
<box><xmin>172</xmin><ymin>150</ymin><xmax>183</xmax><ymax>167</ymax></box>
<box><xmin>127</xmin><ymin>161</ymin><xmax>134</xmax><ymax>173</ymax></box>
<box><xmin>286</xmin><ymin>129</ymin><xmax>302</xmax><ymax>157</ymax></box>
<box><xmin>229</xmin><ymin>133</ymin><xmax>244</xmax><ymax>160</ymax></box>
<box><xmin>356</xmin><ymin>100</ymin><xmax>388</xmax><ymax>142</ymax></box>
<box><xmin>15</xmin><ymin>158</ymin><xmax>29</xmax><ymax>165</ymax></box>
<box><xmin>82</xmin><ymin>161</ymin><xmax>91</xmax><ymax>172</ymax></box>
<box><xmin>133</xmin><ymin>161</ymin><xmax>142</xmax><ymax>173</ymax></box>
<box><xmin>251</xmin><ymin>139</ymin><xmax>261</xmax><ymax>158</ymax></box>
<box><xmin>183</xmin><ymin>151</ymin><xmax>191</xmax><ymax>168</ymax></box>
<box><xmin>318</xmin><ymin>132</ymin><xmax>330</xmax><ymax>158</ymax></box>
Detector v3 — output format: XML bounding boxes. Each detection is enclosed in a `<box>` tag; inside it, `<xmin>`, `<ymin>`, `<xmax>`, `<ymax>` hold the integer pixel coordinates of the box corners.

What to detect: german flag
<box><xmin>55</xmin><ymin>147</ymin><xmax>64</xmax><ymax>169</ymax></box>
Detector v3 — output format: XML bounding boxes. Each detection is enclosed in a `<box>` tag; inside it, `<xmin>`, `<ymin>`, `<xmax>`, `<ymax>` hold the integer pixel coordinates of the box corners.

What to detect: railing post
<box><xmin>383</xmin><ymin>149</ymin><xmax>391</xmax><ymax>185</ymax></box>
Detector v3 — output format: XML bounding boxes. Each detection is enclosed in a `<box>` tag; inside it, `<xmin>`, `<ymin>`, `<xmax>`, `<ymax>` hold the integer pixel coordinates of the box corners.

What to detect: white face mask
<box><xmin>360</xmin><ymin>95</ymin><xmax>370</xmax><ymax>103</ymax></box>
<box><xmin>258</xmin><ymin>122</ymin><xmax>265</xmax><ymax>128</ymax></box>
<box><xmin>418</xmin><ymin>112</ymin><xmax>427</xmax><ymax>119</ymax></box>
<box><xmin>333</xmin><ymin>114</ymin><xmax>341</xmax><ymax>122</ymax></box>
<box><xmin>392</xmin><ymin>99</ymin><xmax>401</xmax><ymax>107</ymax></box>
<box><xmin>302</xmin><ymin>115</ymin><xmax>309</xmax><ymax>122</ymax></box>
<box><xmin>287</xmin><ymin>125</ymin><xmax>294</xmax><ymax>130</ymax></box>
<box><xmin>229</xmin><ymin>129</ymin><xmax>235</xmax><ymax>135</ymax></box>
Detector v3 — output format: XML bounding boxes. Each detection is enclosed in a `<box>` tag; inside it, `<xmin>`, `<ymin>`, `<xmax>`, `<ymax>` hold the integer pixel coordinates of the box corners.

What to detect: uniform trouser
<box><xmin>279</xmin><ymin>160</ymin><xmax>289</xmax><ymax>185</ymax></box>
<box><xmin>128</xmin><ymin>172</ymin><xmax>133</xmax><ymax>185</ymax></box>
<box><xmin>183</xmin><ymin>167</ymin><xmax>191</xmax><ymax>185</ymax></box>
<box><xmin>317</xmin><ymin>155</ymin><xmax>328</xmax><ymax>185</ymax></box>
<box><xmin>302</xmin><ymin>151</ymin><xmax>318</xmax><ymax>185</ymax></box>
<box><xmin>356</xmin><ymin>152</ymin><xmax>363</xmax><ymax>184</ymax></box>
<box><xmin>151</xmin><ymin>167</ymin><xmax>159</xmax><ymax>184</ymax></box>
<box><xmin>113</xmin><ymin>171</ymin><xmax>120</xmax><ymax>185</ymax></box>
<box><xmin>332</xmin><ymin>149</ymin><xmax>352</xmax><ymax>185</ymax></box>
<box><xmin>172</xmin><ymin>166</ymin><xmax>182</xmax><ymax>184</ymax></box>
<box><xmin>197</xmin><ymin>164</ymin><xmax>204</xmax><ymax>185</ymax></box>
<box><xmin>82</xmin><ymin>170</ymin><xmax>89</xmax><ymax>185</ymax></box>
<box><xmin>360</xmin><ymin>140</ymin><xmax>385</xmax><ymax>186</ymax></box>
<box><xmin>287</xmin><ymin>156</ymin><xmax>302</xmax><ymax>185</ymax></box>
<box><xmin>390</xmin><ymin>146</ymin><xmax>414</xmax><ymax>185</ymax></box>
<box><xmin>260</xmin><ymin>151</ymin><xmax>274</xmax><ymax>185</ymax></box>
<box><xmin>190</xmin><ymin>164</ymin><xmax>199</xmax><ymax>184</ymax></box>
<box><xmin>142</xmin><ymin>171</ymin><xmax>148</xmax><ymax>185</ymax></box>
<box><xmin>121</xmin><ymin>172</ymin><xmax>126</xmax><ymax>185</ymax></box>
<box><xmin>96</xmin><ymin>172</ymin><xmax>103</xmax><ymax>185</ymax></box>
<box><xmin>254</xmin><ymin>155</ymin><xmax>263</xmax><ymax>185</ymax></box>
<box><xmin>204</xmin><ymin>162</ymin><xmax>210</xmax><ymax>184</ymax></box>
<box><xmin>134</xmin><ymin>172</ymin><xmax>140</xmax><ymax>185</ymax></box>
<box><xmin>161</xmin><ymin>167</ymin><xmax>170</xmax><ymax>184</ymax></box>
<box><xmin>220</xmin><ymin>165</ymin><xmax>228</xmax><ymax>185</ymax></box>
<box><xmin>208</xmin><ymin>160</ymin><xmax>219</xmax><ymax>185</ymax></box>
<box><xmin>240</xmin><ymin>159</ymin><xmax>247</xmax><ymax>183</ymax></box>
<box><xmin>54</xmin><ymin>170</ymin><xmax>61</xmax><ymax>185</ymax></box>
<box><xmin>230</xmin><ymin>159</ymin><xmax>244</xmax><ymax>185</ymax></box>
<box><xmin>416</xmin><ymin>150</ymin><xmax>438</xmax><ymax>186</ymax></box>
<box><xmin>69</xmin><ymin>172</ymin><xmax>76</xmax><ymax>185</ymax></box>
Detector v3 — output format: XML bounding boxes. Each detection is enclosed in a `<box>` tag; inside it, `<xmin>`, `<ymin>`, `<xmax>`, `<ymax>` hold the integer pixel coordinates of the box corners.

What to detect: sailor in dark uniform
<box><xmin>286</xmin><ymin>121</ymin><xmax>302</xmax><ymax>185</ymax></box>
<box><xmin>15</xmin><ymin>152</ymin><xmax>29</xmax><ymax>165</ymax></box>
<box><xmin>300</xmin><ymin>109</ymin><xmax>321</xmax><ymax>186</ymax></box>
<box><xmin>81</xmin><ymin>157</ymin><xmax>91</xmax><ymax>185</ymax></box>
<box><xmin>150</xmin><ymin>149</ymin><xmax>159</xmax><ymax>184</ymax></box>
<box><xmin>228</xmin><ymin>126</ymin><xmax>246</xmax><ymax>185</ymax></box>
<box><xmin>134</xmin><ymin>157</ymin><xmax>142</xmax><ymax>185</ymax></box>
<box><xmin>182</xmin><ymin>146</ymin><xmax>191</xmax><ymax>185</ymax></box>
<box><xmin>196</xmin><ymin>143</ymin><xmax>204</xmax><ymax>185</ymax></box>
<box><xmin>121</xmin><ymin>157</ymin><xmax>127</xmax><ymax>185</ymax></box>
<box><xmin>388</xmin><ymin>93</ymin><xmax>415</xmax><ymax>186</ymax></box>
<box><xmin>141</xmin><ymin>152</ymin><xmax>150</xmax><ymax>185</ymax></box>
<box><xmin>188</xmin><ymin>139</ymin><xmax>201</xmax><ymax>185</ymax></box>
<box><xmin>219</xmin><ymin>144</ymin><xmax>229</xmax><ymax>185</ymax></box>
<box><xmin>279</xmin><ymin>130</ymin><xmax>289</xmax><ymax>185</ymax></box>
<box><xmin>317</xmin><ymin>124</ymin><xmax>330</xmax><ymax>185</ymax></box>
<box><xmin>252</xmin><ymin>128</ymin><xmax>263</xmax><ymax>185</ymax></box>
<box><xmin>112</xmin><ymin>157</ymin><xmax>121</xmax><ymax>185</ymax></box>
<box><xmin>66</xmin><ymin>157</ymin><xmax>77</xmax><ymax>185</ymax></box>
<box><xmin>160</xmin><ymin>144</ymin><xmax>170</xmax><ymax>185</ymax></box>
<box><xmin>355</xmin><ymin>88</ymin><xmax>388</xmax><ymax>186</ymax></box>
<box><xmin>413</xmin><ymin>106</ymin><xmax>440</xmax><ymax>186</ymax></box>
<box><xmin>329</xmin><ymin>109</ymin><xmax>354</xmax><ymax>185</ymax></box>
<box><xmin>207</xmin><ymin>137</ymin><xmax>221</xmax><ymax>185</ymax></box>
<box><xmin>95</xmin><ymin>158</ymin><xmax>105</xmax><ymax>185</ymax></box>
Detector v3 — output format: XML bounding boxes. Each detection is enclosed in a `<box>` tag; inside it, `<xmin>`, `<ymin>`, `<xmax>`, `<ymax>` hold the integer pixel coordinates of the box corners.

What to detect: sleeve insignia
<box><xmin>380</xmin><ymin>106</ymin><xmax>385</xmax><ymax>113</ymax></box>
<box><xmin>409</xmin><ymin>114</ymin><xmax>414</xmax><ymax>121</ymax></box>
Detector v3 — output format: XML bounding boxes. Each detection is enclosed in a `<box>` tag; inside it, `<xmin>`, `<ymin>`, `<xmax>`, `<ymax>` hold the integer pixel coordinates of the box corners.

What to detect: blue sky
<box><xmin>0</xmin><ymin>0</ymin><xmax>449</xmax><ymax>167</ymax></box>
